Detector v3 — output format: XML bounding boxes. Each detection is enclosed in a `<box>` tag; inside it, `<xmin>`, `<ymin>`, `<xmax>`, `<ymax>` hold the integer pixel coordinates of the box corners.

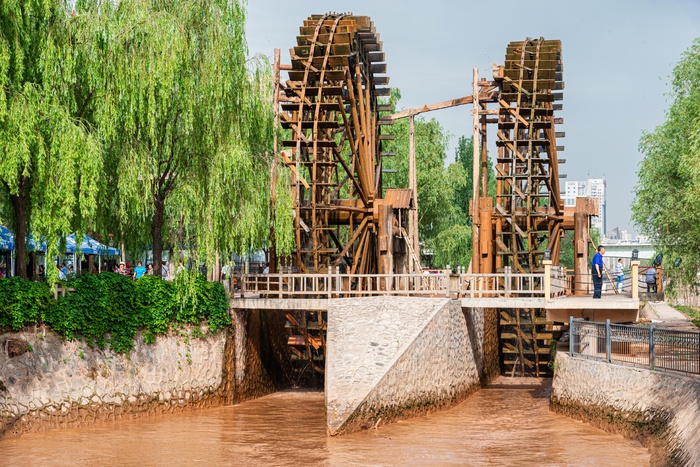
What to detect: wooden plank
<box><xmin>280</xmin><ymin>151</ymin><xmax>310</xmax><ymax>189</ymax></box>
<box><xmin>296</xmin><ymin>33</ymin><xmax>352</xmax><ymax>46</ymax></box>
<box><xmin>288</xmin><ymin>335</ymin><xmax>306</xmax><ymax>346</ymax></box>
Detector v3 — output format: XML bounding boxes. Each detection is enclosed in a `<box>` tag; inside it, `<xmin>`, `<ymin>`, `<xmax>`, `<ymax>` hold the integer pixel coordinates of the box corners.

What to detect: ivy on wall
<box><xmin>0</xmin><ymin>273</ymin><xmax>231</xmax><ymax>353</ymax></box>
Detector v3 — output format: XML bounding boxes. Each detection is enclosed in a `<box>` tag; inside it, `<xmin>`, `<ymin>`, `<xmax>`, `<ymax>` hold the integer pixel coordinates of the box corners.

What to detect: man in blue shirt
<box><xmin>591</xmin><ymin>246</ymin><xmax>605</xmax><ymax>299</ymax></box>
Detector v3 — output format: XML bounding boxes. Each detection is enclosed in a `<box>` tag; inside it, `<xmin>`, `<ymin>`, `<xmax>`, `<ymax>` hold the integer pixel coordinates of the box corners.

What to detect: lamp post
<box><xmin>630</xmin><ymin>249</ymin><xmax>640</xmax><ymax>300</ymax></box>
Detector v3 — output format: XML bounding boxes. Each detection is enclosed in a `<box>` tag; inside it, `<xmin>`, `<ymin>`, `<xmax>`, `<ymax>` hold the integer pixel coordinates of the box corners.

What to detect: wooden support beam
<box><xmin>384</xmin><ymin>92</ymin><xmax>498</xmax><ymax>122</ymax></box>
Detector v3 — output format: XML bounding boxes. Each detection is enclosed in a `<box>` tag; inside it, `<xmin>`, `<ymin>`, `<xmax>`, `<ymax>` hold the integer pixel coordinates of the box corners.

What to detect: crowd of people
<box><xmin>4</xmin><ymin>257</ymin><xmax>268</xmax><ymax>282</ymax></box>
<box><xmin>109</xmin><ymin>260</ymin><xmax>172</xmax><ymax>281</ymax></box>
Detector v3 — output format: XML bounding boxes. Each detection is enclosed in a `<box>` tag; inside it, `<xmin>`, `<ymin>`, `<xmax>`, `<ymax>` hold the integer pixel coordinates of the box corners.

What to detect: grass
<box><xmin>673</xmin><ymin>305</ymin><xmax>700</xmax><ymax>329</ymax></box>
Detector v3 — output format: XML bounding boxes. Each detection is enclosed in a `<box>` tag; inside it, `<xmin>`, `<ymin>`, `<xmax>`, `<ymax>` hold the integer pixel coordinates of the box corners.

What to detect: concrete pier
<box><xmin>325</xmin><ymin>297</ymin><xmax>483</xmax><ymax>435</ymax></box>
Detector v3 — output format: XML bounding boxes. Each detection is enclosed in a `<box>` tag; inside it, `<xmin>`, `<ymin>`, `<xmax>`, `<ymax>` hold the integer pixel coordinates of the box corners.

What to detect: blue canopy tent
<box><xmin>0</xmin><ymin>226</ymin><xmax>14</xmax><ymax>251</ymax></box>
<box><xmin>0</xmin><ymin>226</ymin><xmax>13</xmax><ymax>277</ymax></box>
<box><xmin>4</xmin><ymin>231</ymin><xmax>120</xmax><ymax>275</ymax></box>
<box><xmin>64</xmin><ymin>234</ymin><xmax>120</xmax><ymax>273</ymax></box>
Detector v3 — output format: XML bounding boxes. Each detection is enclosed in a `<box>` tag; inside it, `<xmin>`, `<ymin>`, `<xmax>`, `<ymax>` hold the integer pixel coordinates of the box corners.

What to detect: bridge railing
<box><xmin>233</xmin><ymin>269</ymin><xmax>551</xmax><ymax>299</ymax></box>
<box><xmin>569</xmin><ymin>317</ymin><xmax>700</xmax><ymax>375</ymax></box>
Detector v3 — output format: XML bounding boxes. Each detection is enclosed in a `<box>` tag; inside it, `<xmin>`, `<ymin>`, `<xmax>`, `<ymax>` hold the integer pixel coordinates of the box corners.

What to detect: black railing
<box><xmin>569</xmin><ymin>317</ymin><xmax>700</xmax><ymax>375</ymax></box>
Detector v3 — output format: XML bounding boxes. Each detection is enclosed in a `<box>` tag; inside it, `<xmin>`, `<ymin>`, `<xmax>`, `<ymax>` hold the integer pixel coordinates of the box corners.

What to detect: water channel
<box><xmin>0</xmin><ymin>383</ymin><xmax>649</xmax><ymax>466</ymax></box>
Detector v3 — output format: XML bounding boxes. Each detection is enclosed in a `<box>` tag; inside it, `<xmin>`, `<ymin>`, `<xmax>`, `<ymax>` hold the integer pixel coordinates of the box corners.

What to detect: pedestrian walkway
<box><xmin>642</xmin><ymin>301</ymin><xmax>699</xmax><ymax>332</ymax></box>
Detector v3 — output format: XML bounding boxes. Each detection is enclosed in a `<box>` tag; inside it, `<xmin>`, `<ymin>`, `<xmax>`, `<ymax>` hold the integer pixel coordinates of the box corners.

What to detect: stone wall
<box><xmin>551</xmin><ymin>352</ymin><xmax>700</xmax><ymax>466</ymax></box>
<box><xmin>0</xmin><ymin>306</ymin><xmax>290</xmax><ymax>439</ymax></box>
<box><xmin>326</xmin><ymin>297</ymin><xmax>485</xmax><ymax>435</ymax></box>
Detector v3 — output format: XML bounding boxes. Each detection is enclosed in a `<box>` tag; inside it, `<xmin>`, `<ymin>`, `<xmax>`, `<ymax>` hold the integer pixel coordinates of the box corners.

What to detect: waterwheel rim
<box><xmin>495</xmin><ymin>38</ymin><xmax>564</xmax><ymax>274</ymax></box>
<box><xmin>282</xmin><ymin>14</ymin><xmax>389</xmax><ymax>274</ymax></box>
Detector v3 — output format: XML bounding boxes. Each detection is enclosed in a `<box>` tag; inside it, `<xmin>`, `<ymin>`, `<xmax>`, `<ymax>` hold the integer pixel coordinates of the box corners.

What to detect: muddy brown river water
<box><xmin>0</xmin><ymin>384</ymin><xmax>650</xmax><ymax>466</ymax></box>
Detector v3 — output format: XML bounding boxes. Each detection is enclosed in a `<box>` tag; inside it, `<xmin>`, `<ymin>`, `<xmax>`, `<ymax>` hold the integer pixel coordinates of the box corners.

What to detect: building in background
<box><xmin>606</xmin><ymin>227</ymin><xmax>633</xmax><ymax>242</ymax></box>
<box><xmin>563</xmin><ymin>178</ymin><xmax>606</xmax><ymax>235</ymax></box>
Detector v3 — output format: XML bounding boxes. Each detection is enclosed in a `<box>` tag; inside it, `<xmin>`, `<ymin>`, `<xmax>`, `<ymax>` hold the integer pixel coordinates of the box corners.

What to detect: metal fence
<box><xmin>569</xmin><ymin>317</ymin><xmax>700</xmax><ymax>375</ymax></box>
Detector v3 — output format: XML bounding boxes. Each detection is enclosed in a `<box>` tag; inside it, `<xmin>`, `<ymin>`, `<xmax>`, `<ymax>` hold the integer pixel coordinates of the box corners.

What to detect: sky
<box><xmin>245</xmin><ymin>0</ymin><xmax>700</xmax><ymax>235</ymax></box>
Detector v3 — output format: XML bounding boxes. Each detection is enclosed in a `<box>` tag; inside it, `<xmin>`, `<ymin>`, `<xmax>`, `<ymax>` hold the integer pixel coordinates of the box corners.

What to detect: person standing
<box><xmin>161</xmin><ymin>261</ymin><xmax>169</xmax><ymax>280</ymax></box>
<box><xmin>134</xmin><ymin>261</ymin><xmax>146</xmax><ymax>279</ymax></box>
<box><xmin>615</xmin><ymin>258</ymin><xmax>624</xmax><ymax>292</ymax></box>
<box><xmin>591</xmin><ymin>246</ymin><xmax>605</xmax><ymax>299</ymax></box>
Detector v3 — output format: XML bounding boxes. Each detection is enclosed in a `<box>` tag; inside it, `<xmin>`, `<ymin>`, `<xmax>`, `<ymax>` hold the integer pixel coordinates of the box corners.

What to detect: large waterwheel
<box><xmin>495</xmin><ymin>38</ymin><xmax>564</xmax><ymax>273</ymax></box>
<box><xmin>281</xmin><ymin>14</ymin><xmax>391</xmax><ymax>274</ymax></box>
<box><xmin>280</xmin><ymin>14</ymin><xmax>396</xmax><ymax>381</ymax></box>
<box><xmin>494</xmin><ymin>38</ymin><xmax>564</xmax><ymax>377</ymax></box>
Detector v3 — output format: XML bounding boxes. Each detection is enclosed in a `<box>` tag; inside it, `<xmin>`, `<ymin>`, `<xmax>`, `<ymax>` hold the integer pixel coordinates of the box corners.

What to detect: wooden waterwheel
<box><xmin>495</xmin><ymin>38</ymin><xmax>564</xmax><ymax>274</ymax></box>
<box><xmin>281</xmin><ymin>14</ymin><xmax>392</xmax><ymax>274</ymax></box>
<box><xmin>494</xmin><ymin>38</ymin><xmax>564</xmax><ymax>377</ymax></box>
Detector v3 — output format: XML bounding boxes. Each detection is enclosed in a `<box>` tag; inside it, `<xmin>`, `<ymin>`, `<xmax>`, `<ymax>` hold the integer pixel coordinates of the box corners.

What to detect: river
<box><xmin>0</xmin><ymin>381</ymin><xmax>649</xmax><ymax>466</ymax></box>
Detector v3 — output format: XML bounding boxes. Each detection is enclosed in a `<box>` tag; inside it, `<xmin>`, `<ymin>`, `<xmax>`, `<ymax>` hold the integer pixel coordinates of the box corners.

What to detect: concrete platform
<box><xmin>231</xmin><ymin>294</ymin><xmax>640</xmax><ymax>325</ymax></box>
<box><xmin>544</xmin><ymin>294</ymin><xmax>639</xmax><ymax>323</ymax></box>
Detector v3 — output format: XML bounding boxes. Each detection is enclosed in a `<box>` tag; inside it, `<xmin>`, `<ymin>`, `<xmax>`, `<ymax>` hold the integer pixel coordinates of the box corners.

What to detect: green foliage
<box><xmin>380</xmin><ymin>90</ymin><xmax>499</xmax><ymax>268</ymax></box>
<box><xmin>0</xmin><ymin>1</ymin><xmax>101</xmax><ymax>281</ymax></box>
<box><xmin>432</xmin><ymin>224</ymin><xmax>472</xmax><ymax>269</ymax></box>
<box><xmin>558</xmin><ymin>230</ymin><xmax>575</xmax><ymax>270</ymax></box>
<box><xmin>75</xmin><ymin>0</ymin><xmax>280</xmax><ymax>272</ymax></box>
<box><xmin>673</xmin><ymin>305</ymin><xmax>700</xmax><ymax>329</ymax></box>
<box><xmin>135</xmin><ymin>275</ymin><xmax>176</xmax><ymax>336</ymax></box>
<box><xmin>0</xmin><ymin>277</ymin><xmax>54</xmax><ymax>330</ymax></box>
<box><xmin>633</xmin><ymin>39</ymin><xmax>700</xmax><ymax>292</ymax></box>
<box><xmin>4</xmin><ymin>273</ymin><xmax>233</xmax><ymax>354</ymax></box>
<box><xmin>382</xmin><ymin>90</ymin><xmax>460</xmax><ymax>240</ymax></box>
<box><xmin>452</xmin><ymin>135</ymin><xmax>496</xmax><ymax>219</ymax></box>
<box><xmin>43</xmin><ymin>273</ymin><xmax>143</xmax><ymax>353</ymax></box>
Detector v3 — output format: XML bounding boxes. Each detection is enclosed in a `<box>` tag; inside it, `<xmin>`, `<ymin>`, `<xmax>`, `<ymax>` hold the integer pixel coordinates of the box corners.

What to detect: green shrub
<box><xmin>3</xmin><ymin>273</ymin><xmax>230</xmax><ymax>353</ymax></box>
<box><xmin>43</xmin><ymin>273</ymin><xmax>145</xmax><ymax>353</ymax></box>
<box><xmin>135</xmin><ymin>275</ymin><xmax>177</xmax><ymax>335</ymax></box>
<box><xmin>171</xmin><ymin>274</ymin><xmax>231</xmax><ymax>332</ymax></box>
<box><xmin>0</xmin><ymin>278</ymin><xmax>54</xmax><ymax>330</ymax></box>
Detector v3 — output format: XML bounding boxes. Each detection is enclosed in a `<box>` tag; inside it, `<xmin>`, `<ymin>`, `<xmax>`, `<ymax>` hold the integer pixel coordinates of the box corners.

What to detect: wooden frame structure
<box><xmin>275</xmin><ymin>14</ymin><xmax>419</xmax><ymax>276</ymax></box>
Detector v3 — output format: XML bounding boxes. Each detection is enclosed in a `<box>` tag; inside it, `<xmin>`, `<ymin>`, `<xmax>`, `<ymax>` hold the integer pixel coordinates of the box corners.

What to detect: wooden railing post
<box><xmin>543</xmin><ymin>260</ymin><xmax>552</xmax><ymax>299</ymax></box>
<box><xmin>505</xmin><ymin>266</ymin><xmax>512</xmax><ymax>297</ymax></box>
<box><xmin>631</xmin><ymin>260</ymin><xmax>640</xmax><ymax>299</ymax></box>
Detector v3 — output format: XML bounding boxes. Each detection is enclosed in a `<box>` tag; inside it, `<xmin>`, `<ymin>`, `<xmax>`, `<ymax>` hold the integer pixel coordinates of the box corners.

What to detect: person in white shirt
<box><xmin>57</xmin><ymin>264</ymin><xmax>67</xmax><ymax>281</ymax></box>
<box><xmin>615</xmin><ymin>259</ymin><xmax>624</xmax><ymax>292</ymax></box>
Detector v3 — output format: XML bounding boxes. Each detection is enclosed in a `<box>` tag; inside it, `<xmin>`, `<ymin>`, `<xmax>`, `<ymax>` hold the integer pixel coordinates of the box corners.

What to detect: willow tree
<box><xmin>0</xmin><ymin>1</ymin><xmax>101</xmax><ymax>280</ymax></box>
<box><xmin>79</xmin><ymin>0</ymin><xmax>285</xmax><ymax>274</ymax></box>
<box><xmin>633</xmin><ymin>39</ymin><xmax>700</xmax><ymax>289</ymax></box>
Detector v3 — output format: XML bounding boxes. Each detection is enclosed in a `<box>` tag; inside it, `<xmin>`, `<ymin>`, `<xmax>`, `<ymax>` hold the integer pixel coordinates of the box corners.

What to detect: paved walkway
<box><xmin>643</xmin><ymin>301</ymin><xmax>699</xmax><ymax>332</ymax></box>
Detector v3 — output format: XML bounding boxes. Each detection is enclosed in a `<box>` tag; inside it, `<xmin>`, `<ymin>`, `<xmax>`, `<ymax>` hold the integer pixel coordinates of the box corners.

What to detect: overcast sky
<box><xmin>245</xmin><ymin>0</ymin><xmax>700</xmax><ymax>235</ymax></box>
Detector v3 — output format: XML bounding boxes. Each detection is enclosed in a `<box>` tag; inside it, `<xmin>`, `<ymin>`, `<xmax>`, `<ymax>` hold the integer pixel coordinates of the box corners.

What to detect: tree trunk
<box><xmin>152</xmin><ymin>197</ymin><xmax>165</xmax><ymax>278</ymax></box>
<box><xmin>9</xmin><ymin>182</ymin><xmax>30</xmax><ymax>279</ymax></box>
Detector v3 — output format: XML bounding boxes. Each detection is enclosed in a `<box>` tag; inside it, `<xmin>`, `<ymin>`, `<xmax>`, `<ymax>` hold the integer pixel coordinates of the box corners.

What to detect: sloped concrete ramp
<box><xmin>325</xmin><ymin>297</ymin><xmax>482</xmax><ymax>435</ymax></box>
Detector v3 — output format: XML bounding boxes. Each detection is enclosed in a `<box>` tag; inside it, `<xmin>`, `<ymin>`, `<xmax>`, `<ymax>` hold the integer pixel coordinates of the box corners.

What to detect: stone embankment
<box><xmin>0</xmin><ymin>308</ymin><xmax>289</xmax><ymax>439</ymax></box>
<box><xmin>551</xmin><ymin>352</ymin><xmax>700</xmax><ymax>466</ymax></box>
<box><xmin>1</xmin><ymin>298</ymin><xmax>496</xmax><ymax>439</ymax></box>
<box><xmin>325</xmin><ymin>297</ymin><xmax>495</xmax><ymax>435</ymax></box>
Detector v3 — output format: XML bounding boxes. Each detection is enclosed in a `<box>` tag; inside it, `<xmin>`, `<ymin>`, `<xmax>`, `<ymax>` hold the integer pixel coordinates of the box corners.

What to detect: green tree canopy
<box><xmin>75</xmin><ymin>0</ymin><xmax>285</xmax><ymax>274</ymax></box>
<box><xmin>382</xmin><ymin>90</ymin><xmax>474</xmax><ymax>268</ymax></box>
<box><xmin>0</xmin><ymin>0</ymin><xmax>100</xmax><ymax>280</ymax></box>
<box><xmin>633</xmin><ymin>38</ymin><xmax>700</xmax><ymax>288</ymax></box>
